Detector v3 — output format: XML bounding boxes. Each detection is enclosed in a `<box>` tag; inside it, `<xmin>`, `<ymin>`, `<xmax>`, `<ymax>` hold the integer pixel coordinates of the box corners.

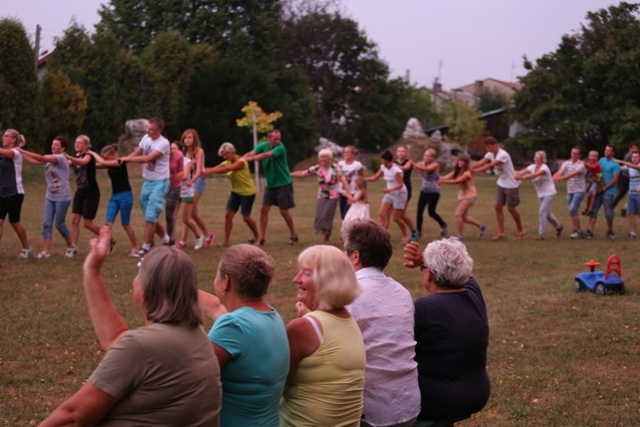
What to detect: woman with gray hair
<box><xmin>40</xmin><ymin>226</ymin><xmax>222</xmax><ymax>426</ymax></box>
<box><xmin>281</xmin><ymin>245</ymin><xmax>366</xmax><ymax>426</ymax></box>
<box><xmin>203</xmin><ymin>142</ymin><xmax>259</xmax><ymax>246</ymax></box>
<box><xmin>291</xmin><ymin>148</ymin><xmax>350</xmax><ymax>244</ymax></box>
<box><xmin>203</xmin><ymin>244</ymin><xmax>289</xmax><ymax>426</ymax></box>
<box><xmin>404</xmin><ymin>238</ymin><xmax>490</xmax><ymax>426</ymax></box>
<box><xmin>515</xmin><ymin>150</ymin><xmax>563</xmax><ymax>240</ymax></box>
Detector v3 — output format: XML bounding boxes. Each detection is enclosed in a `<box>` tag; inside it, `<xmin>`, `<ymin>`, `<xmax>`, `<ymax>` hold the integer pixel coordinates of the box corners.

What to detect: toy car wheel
<box><xmin>595</xmin><ymin>284</ymin><xmax>605</xmax><ymax>296</ymax></box>
<box><xmin>573</xmin><ymin>281</ymin><xmax>584</xmax><ymax>292</ymax></box>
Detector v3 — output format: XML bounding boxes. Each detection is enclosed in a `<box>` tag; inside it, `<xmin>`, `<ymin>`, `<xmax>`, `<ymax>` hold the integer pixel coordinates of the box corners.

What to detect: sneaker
<box><xmin>410</xmin><ymin>230</ymin><xmax>419</xmax><ymax>242</ymax></box>
<box><xmin>478</xmin><ymin>224</ymin><xmax>486</xmax><ymax>237</ymax></box>
<box><xmin>64</xmin><ymin>245</ymin><xmax>78</xmax><ymax>258</ymax></box>
<box><xmin>194</xmin><ymin>235</ymin><xmax>204</xmax><ymax>250</ymax></box>
<box><xmin>555</xmin><ymin>225</ymin><xmax>563</xmax><ymax>238</ymax></box>
<box><xmin>584</xmin><ymin>230</ymin><xmax>594</xmax><ymax>239</ymax></box>
<box><xmin>440</xmin><ymin>225</ymin><xmax>447</xmax><ymax>237</ymax></box>
<box><xmin>205</xmin><ymin>233</ymin><xmax>215</xmax><ymax>247</ymax></box>
<box><xmin>133</xmin><ymin>246</ymin><xmax>151</xmax><ymax>258</ymax></box>
<box><xmin>570</xmin><ymin>229</ymin><xmax>580</xmax><ymax>239</ymax></box>
<box><xmin>19</xmin><ymin>247</ymin><xmax>33</xmax><ymax>259</ymax></box>
<box><xmin>163</xmin><ymin>238</ymin><xmax>174</xmax><ymax>246</ymax></box>
<box><xmin>36</xmin><ymin>251</ymin><xmax>51</xmax><ymax>259</ymax></box>
<box><xmin>628</xmin><ymin>232</ymin><xmax>637</xmax><ymax>238</ymax></box>
<box><xmin>606</xmin><ymin>230</ymin><xmax>615</xmax><ymax>239</ymax></box>
<box><xmin>175</xmin><ymin>241</ymin><xmax>187</xmax><ymax>249</ymax></box>
<box><xmin>109</xmin><ymin>238</ymin><xmax>116</xmax><ymax>254</ymax></box>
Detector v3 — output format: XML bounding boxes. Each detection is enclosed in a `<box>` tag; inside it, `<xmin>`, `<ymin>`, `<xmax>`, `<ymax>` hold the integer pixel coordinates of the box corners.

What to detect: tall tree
<box><xmin>512</xmin><ymin>2</ymin><xmax>640</xmax><ymax>156</ymax></box>
<box><xmin>0</xmin><ymin>18</ymin><xmax>37</xmax><ymax>134</ymax></box>
<box><xmin>442</xmin><ymin>99</ymin><xmax>485</xmax><ymax>148</ymax></box>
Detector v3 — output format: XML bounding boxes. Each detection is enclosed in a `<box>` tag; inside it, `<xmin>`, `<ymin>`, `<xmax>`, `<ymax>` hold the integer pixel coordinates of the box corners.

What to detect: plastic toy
<box><xmin>574</xmin><ymin>255</ymin><xmax>625</xmax><ymax>296</ymax></box>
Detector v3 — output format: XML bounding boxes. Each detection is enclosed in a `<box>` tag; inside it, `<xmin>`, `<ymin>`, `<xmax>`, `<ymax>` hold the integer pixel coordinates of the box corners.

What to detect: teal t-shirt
<box><xmin>208</xmin><ymin>306</ymin><xmax>290</xmax><ymax>427</ymax></box>
<box><xmin>599</xmin><ymin>157</ymin><xmax>621</xmax><ymax>195</ymax></box>
<box><xmin>254</xmin><ymin>140</ymin><xmax>293</xmax><ymax>188</ymax></box>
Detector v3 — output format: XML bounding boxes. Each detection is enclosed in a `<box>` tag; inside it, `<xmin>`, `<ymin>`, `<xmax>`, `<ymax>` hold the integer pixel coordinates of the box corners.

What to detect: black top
<box><xmin>395</xmin><ymin>159</ymin><xmax>412</xmax><ymax>191</ymax></box>
<box><xmin>414</xmin><ymin>276</ymin><xmax>490</xmax><ymax>421</ymax></box>
<box><xmin>108</xmin><ymin>161</ymin><xmax>132</xmax><ymax>194</ymax></box>
<box><xmin>73</xmin><ymin>153</ymin><xmax>99</xmax><ymax>193</ymax></box>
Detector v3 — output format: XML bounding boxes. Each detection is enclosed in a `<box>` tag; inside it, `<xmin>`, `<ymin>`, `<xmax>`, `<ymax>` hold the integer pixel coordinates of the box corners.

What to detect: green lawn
<box><xmin>1</xmin><ymin>163</ymin><xmax>639</xmax><ymax>426</ymax></box>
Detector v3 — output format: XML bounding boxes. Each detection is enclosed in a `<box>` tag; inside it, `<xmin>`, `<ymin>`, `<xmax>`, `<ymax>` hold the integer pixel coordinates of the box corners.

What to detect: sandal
<box><xmin>288</xmin><ymin>235</ymin><xmax>299</xmax><ymax>245</ymax></box>
<box><xmin>36</xmin><ymin>251</ymin><xmax>51</xmax><ymax>259</ymax></box>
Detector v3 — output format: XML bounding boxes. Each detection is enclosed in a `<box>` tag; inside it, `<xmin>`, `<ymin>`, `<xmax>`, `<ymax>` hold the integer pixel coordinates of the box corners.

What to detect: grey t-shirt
<box><xmin>560</xmin><ymin>160</ymin><xmax>587</xmax><ymax>194</ymax></box>
<box><xmin>90</xmin><ymin>323</ymin><xmax>221</xmax><ymax>426</ymax></box>
<box><xmin>44</xmin><ymin>154</ymin><xmax>71</xmax><ymax>202</ymax></box>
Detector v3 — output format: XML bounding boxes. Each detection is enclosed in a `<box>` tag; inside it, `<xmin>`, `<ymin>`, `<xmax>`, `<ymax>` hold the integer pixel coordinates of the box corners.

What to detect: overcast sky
<box><xmin>2</xmin><ymin>0</ymin><xmax>619</xmax><ymax>89</ymax></box>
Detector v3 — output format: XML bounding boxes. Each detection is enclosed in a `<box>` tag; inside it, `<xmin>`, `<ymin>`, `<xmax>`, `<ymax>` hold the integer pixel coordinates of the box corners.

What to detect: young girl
<box><xmin>165</xmin><ymin>141</ymin><xmax>184</xmax><ymax>245</ymax></box>
<box><xmin>94</xmin><ymin>144</ymin><xmax>139</xmax><ymax>256</ymax></box>
<box><xmin>342</xmin><ymin>176</ymin><xmax>370</xmax><ymax>228</ymax></box>
<box><xmin>414</xmin><ymin>148</ymin><xmax>447</xmax><ymax>238</ymax></box>
<box><xmin>438</xmin><ymin>154</ymin><xmax>486</xmax><ymax>240</ymax></box>
<box><xmin>175</xmin><ymin>141</ymin><xmax>202</xmax><ymax>249</ymax></box>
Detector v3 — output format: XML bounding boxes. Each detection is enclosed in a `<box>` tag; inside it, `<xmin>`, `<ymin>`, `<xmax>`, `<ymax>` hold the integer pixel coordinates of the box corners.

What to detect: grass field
<box><xmin>1</xmin><ymin>163</ymin><xmax>639</xmax><ymax>426</ymax></box>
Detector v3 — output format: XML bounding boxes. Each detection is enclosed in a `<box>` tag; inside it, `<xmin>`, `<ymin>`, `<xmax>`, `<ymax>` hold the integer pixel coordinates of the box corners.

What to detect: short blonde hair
<box><xmin>298</xmin><ymin>245</ymin><xmax>361</xmax><ymax>310</ymax></box>
<box><xmin>318</xmin><ymin>148</ymin><xmax>333</xmax><ymax>161</ymax></box>
<box><xmin>218</xmin><ymin>142</ymin><xmax>236</xmax><ymax>156</ymax></box>
<box><xmin>76</xmin><ymin>134</ymin><xmax>91</xmax><ymax>147</ymax></box>
<box><xmin>534</xmin><ymin>150</ymin><xmax>547</xmax><ymax>163</ymax></box>
<box><xmin>426</xmin><ymin>148</ymin><xmax>437</xmax><ymax>158</ymax></box>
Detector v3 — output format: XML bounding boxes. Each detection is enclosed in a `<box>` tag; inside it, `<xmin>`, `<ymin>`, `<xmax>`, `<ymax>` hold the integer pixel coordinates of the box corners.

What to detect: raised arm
<box><xmin>413</xmin><ymin>161</ymin><xmax>438</xmax><ymax>173</ymax></box>
<box><xmin>470</xmin><ymin>157</ymin><xmax>499</xmax><ymax>173</ymax></box>
<box><xmin>18</xmin><ymin>148</ymin><xmax>51</xmax><ymax>165</ymax></box>
<box><xmin>615</xmin><ymin>158</ymin><xmax>640</xmax><ymax>171</ymax></box>
<box><xmin>439</xmin><ymin>170</ymin><xmax>471</xmax><ymax>185</ymax></box>
<box><xmin>82</xmin><ymin>226</ymin><xmax>130</xmax><ymax>351</ymax></box>
<box><xmin>365</xmin><ymin>169</ymin><xmax>383</xmax><ymax>182</ymax></box>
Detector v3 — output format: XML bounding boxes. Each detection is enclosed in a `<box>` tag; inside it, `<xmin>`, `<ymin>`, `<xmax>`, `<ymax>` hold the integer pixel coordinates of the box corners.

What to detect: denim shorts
<box><xmin>105</xmin><ymin>191</ymin><xmax>134</xmax><ymax>226</ymax></box>
<box><xmin>567</xmin><ymin>192</ymin><xmax>585</xmax><ymax>216</ymax></box>
<box><xmin>194</xmin><ymin>176</ymin><xmax>206</xmax><ymax>195</ymax></box>
<box><xmin>627</xmin><ymin>192</ymin><xmax>640</xmax><ymax>215</ymax></box>
<box><xmin>140</xmin><ymin>179</ymin><xmax>169</xmax><ymax>223</ymax></box>
<box><xmin>591</xmin><ymin>193</ymin><xmax>614</xmax><ymax>221</ymax></box>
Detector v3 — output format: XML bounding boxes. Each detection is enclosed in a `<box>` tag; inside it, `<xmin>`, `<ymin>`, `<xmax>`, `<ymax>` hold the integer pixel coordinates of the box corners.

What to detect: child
<box><xmin>583</xmin><ymin>150</ymin><xmax>604</xmax><ymax>215</ymax></box>
<box><xmin>615</xmin><ymin>151</ymin><xmax>640</xmax><ymax>238</ymax></box>
<box><xmin>95</xmin><ymin>144</ymin><xmax>139</xmax><ymax>256</ymax></box>
<box><xmin>342</xmin><ymin>176</ymin><xmax>370</xmax><ymax>228</ymax></box>
<box><xmin>175</xmin><ymin>141</ymin><xmax>202</xmax><ymax>249</ymax></box>
<box><xmin>438</xmin><ymin>153</ymin><xmax>486</xmax><ymax>240</ymax></box>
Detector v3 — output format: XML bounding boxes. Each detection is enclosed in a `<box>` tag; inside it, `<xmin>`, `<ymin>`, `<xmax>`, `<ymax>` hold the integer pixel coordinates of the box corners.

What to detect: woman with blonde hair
<box><xmin>291</xmin><ymin>148</ymin><xmax>350</xmax><ymax>245</ymax></box>
<box><xmin>203</xmin><ymin>142</ymin><xmax>259</xmax><ymax>246</ymax></box>
<box><xmin>281</xmin><ymin>245</ymin><xmax>365</xmax><ymax>426</ymax></box>
<box><xmin>515</xmin><ymin>150</ymin><xmax>563</xmax><ymax>240</ymax></box>
<box><xmin>181</xmin><ymin>129</ymin><xmax>214</xmax><ymax>248</ymax></box>
<box><xmin>414</xmin><ymin>148</ymin><xmax>448</xmax><ymax>238</ymax></box>
<box><xmin>0</xmin><ymin>129</ymin><xmax>32</xmax><ymax>258</ymax></box>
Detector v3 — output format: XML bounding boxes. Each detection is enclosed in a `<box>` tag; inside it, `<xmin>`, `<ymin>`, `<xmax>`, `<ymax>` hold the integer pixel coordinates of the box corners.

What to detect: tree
<box><xmin>236</xmin><ymin>101</ymin><xmax>283</xmax><ymax>135</ymax></box>
<box><xmin>37</xmin><ymin>71</ymin><xmax>87</xmax><ymax>148</ymax></box>
<box><xmin>0</xmin><ymin>18</ymin><xmax>37</xmax><ymax>135</ymax></box>
<box><xmin>280</xmin><ymin>11</ymin><xmax>407</xmax><ymax>150</ymax></box>
<box><xmin>511</xmin><ymin>2</ymin><xmax>640</xmax><ymax>157</ymax></box>
<box><xmin>442</xmin><ymin>99</ymin><xmax>485</xmax><ymax>148</ymax></box>
<box><xmin>479</xmin><ymin>87</ymin><xmax>510</xmax><ymax>112</ymax></box>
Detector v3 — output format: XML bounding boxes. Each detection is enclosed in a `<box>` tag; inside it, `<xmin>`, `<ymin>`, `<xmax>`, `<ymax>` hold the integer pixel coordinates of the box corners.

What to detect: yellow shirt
<box><xmin>280</xmin><ymin>311</ymin><xmax>365</xmax><ymax>427</ymax></box>
<box><xmin>222</xmin><ymin>159</ymin><xmax>256</xmax><ymax>196</ymax></box>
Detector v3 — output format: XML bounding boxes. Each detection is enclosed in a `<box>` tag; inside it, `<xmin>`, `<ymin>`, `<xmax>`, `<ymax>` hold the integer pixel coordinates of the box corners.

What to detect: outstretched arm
<box><xmin>83</xmin><ymin>226</ymin><xmax>130</xmax><ymax>351</ymax></box>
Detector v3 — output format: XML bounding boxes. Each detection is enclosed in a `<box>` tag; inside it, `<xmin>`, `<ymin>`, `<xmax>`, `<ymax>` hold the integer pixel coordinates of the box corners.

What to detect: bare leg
<box><xmin>280</xmin><ymin>209</ymin><xmax>296</xmax><ymax>238</ymax></box>
<box><xmin>70</xmin><ymin>213</ymin><xmax>81</xmax><ymax>246</ymax></box>
<box><xmin>378</xmin><ymin>202</ymin><xmax>393</xmax><ymax>229</ymax></box>
<box><xmin>256</xmin><ymin>205</ymin><xmax>270</xmax><ymax>245</ymax></box>
<box><xmin>83</xmin><ymin>218</ymin><xmax>101</xmax><ymax>237</ymax></box>
<box><xmin>143</xmin><ymin>222</ymin><xmax>156</xmax><ymax>246</ymax></box>
<box><xmin>123</xmin><ymin>224</ymin><xmax>138</xmax><ymax>250</ymax></box>
<box><xmin>393</xmin><ymin>208</ymin><xmax>409</xmax><ymax>243</ymax></box>
<box><xmin>494</xmin><ymin>204</ymin><xmax>506</xmax><ymax>237</ymax></box>
<box><xmin>219</xmin><ymin>210</ymin><xmax>235</xmax><ymax>246</ymax></box>
<box><xmin>191</xmin><ymin>193</ymin><xmax>210</xmax><ymax>237</ymax></box>
<box><xmin>629</xmin><ymin>214</ymin><xmax>636</xmax><ymax>235</ymax></box>
<box><xmin>243</xmin><ymin>215</ymin><xmax>259</xmax><ymax>242</ymax></box>
<box><xmin>508</xmin><ymin>206</ymin><xmax>525</xmax><ymax>237</ymax></box>
<box><xmin>180</xmin><ymin>203</ymin><xmax>200</xmax><ymax>243</ymax></box>
<box><xmin>11</xmin><ymin>221</ymin><xmax>30</xmax><ymax>249</ymax></box>
<box><xmin>42</xmin><ymin>237</ymin><xmax>52</xmax><ymax>254</ymax></box>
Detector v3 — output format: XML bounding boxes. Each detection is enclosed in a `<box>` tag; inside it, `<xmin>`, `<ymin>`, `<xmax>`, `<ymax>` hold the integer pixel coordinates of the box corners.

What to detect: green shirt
<box><xmin>254</xmin><ymin>140</ymin><xmax>293</xmax><ymax>188</ymax></box>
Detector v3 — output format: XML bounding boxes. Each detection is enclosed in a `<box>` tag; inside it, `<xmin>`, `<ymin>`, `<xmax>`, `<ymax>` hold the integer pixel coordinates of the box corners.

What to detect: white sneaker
<box><xmin>64</xmin><ymin>245</ymin><xmax>78</xmax><ymax>258</ymax></box>
<box><xmin>194</xmin><ymin>235</ymin><xmax>204</xmax><ymax>250</ymax></box>
<box><xmin>19</xmin><ymin>247</ymin><xmax>32</xmax><ymax>259</ymax></box>
<box><xmin>36</xmin><ymin>251</ymin><xmax>51</xmax><ymax>259</ymax></box>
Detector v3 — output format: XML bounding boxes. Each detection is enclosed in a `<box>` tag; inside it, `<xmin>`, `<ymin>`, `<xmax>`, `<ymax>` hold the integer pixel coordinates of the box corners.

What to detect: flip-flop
<box><xmin>491</xmin><ymin>235</ymin><xmax>506</xmax><ymax>241</ymax></box>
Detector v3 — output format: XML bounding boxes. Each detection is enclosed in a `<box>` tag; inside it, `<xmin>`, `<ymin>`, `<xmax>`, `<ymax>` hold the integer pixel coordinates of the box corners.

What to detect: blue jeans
<box><xmin>566</xmin><ymin>192</ymin><xmax>585</xmax><ymax>217</ymax></box>
<box><xmin>591</xmin><ymin>193</ymin><xmax>615</xmax><ymax>221</ymax></box>
<box><xmin>43</xmin><ymin>198</ymin><xmax>71</xmax><ymax>239</ymax></box>
<box><xmin>105</xmin><ymin>191</ymin><xmax>134</xmax><ymax>226</ymax></box>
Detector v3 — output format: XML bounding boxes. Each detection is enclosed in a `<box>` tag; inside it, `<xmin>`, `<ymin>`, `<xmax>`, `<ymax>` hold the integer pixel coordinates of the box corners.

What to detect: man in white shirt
<box><xmin>122</xmin><ymin>117</ymin><xmax>171</xmax><ymax>256</ymax></box>
<box><xmin>553</xmin><ymin>146</ymin><xmax>587</xmax><ymax>238</ymax></box>
<box><xmin>343</xmin><ymin>219</ymin><xmax>420</xmax><ymax>427</ymax></box>
<box><xmin>471</xmin><ymin>136</ymin><xmax>525</xmax><ymax>240</ymax></box>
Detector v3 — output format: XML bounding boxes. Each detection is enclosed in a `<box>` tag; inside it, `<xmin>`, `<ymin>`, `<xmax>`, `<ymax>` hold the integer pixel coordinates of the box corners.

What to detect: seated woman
<box><xmin>281</xmin><ymin>245</ymin><xmax>366</xmax><ymax>427</ymax></box>
<box><xmin>40</xmin><ymin>227</ymin><xmax>222</xmax><ymax>426</ymax></box>
<box><xmin>404</xmin><ymin>238</ymin><xmax>490</xmax><ymax>427</ymax></box>
<box><xmin>203</xmin><ymin>244</ymin><xmax>290</xmax><ymax>426</ymax></box>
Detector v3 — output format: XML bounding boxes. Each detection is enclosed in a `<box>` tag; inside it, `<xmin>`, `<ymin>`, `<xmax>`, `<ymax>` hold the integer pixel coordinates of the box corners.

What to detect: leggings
<box><xmin>416</xmin><ymin>191</ymin><xmax>446</xmax><ymax>233</ymax></box>
<box><xmin>165</xmin><ymin>187</ymin><xmax>181</xmax><ymax>238</ymax></box>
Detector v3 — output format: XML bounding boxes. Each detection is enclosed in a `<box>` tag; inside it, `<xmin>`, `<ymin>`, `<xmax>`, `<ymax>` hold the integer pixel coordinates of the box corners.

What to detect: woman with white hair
<box><xmin>404</xmin><ymin>238</ymin><xmax>490</xmax><ymax>426</ymax></box>
<box><xmin>515</xmin><ymin>150</ymin><xmax>563</xmax><ymax>240</ymax></box>
<box><xmin>203</xmin><ymin>142</ymin><xmax>259</xmax><ymax>246</ymax></box>
<box><xmin>291</xmin><ymin>149</ymin><xmax>350</xmax><ymax>245</ymax></box>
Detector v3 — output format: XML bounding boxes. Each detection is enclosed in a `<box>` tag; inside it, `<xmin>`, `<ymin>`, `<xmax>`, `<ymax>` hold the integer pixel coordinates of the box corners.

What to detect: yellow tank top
<box><xmin>280</xmin><ymin>310</ymin><xmax>365</xmax><ymax>427</ymax></box>
<box><xmin>223</xmin><ymin>159</ymin><xmax>256</xmax><ymax>196</ymax></box>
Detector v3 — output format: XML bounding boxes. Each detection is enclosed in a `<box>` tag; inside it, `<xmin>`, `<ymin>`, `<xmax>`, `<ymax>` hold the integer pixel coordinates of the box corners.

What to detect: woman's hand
<box><xmin>84</xmin><ymin>226</ymin><xmax>112</xmax><ymax>274</ymax></box>
<box><xmin>403</xmin><ymin>241</ymin><xmax>424</xmax><ymax>269</ymax></box>
<box><xmin>295</xmin><ymin>302</ymin><xmax>311</xmax><ymax>317</ymax></box>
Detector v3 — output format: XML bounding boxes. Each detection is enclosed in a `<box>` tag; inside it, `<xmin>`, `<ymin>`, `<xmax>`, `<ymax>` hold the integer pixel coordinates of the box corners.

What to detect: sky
<box><xmin>1</xmin><ymin>0</ymin><xmax>619</xmax><ymax>89</ymax></box>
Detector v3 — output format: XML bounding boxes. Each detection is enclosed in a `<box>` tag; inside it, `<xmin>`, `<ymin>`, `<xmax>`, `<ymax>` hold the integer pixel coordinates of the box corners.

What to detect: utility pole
<box><xmin>34</xmin><ymin>24</ymin><xmax>41</xmax><ymax>73</ymax></box>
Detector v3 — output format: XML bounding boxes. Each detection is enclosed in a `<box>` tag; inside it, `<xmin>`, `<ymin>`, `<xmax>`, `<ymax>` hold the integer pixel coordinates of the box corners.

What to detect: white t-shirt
<box><xmin>560</xmin><ymin>159</ymin><xmax>586</xmax><ymax>194</ymax></box>
<box><xmin>382</xmin><ymin>163</ymin><xmax>406</xmax><ymax>191</ymax></box>
<box><xmin>484</xmin><ymin>148</ymin><xmax>519</xmax><ymax>189</ymax></box>
<box><xmin>526</xmin><ymin>164</ymin><xmax>557</xmax><ymax>197</ymax></box>
<box><xmin>139</xmin><ymin>134</ymin><xmax>170</xmax><ymax>181</ymax></box>
<box><xmin>338</xmin><ymin>160</ymin><xmax>363</xmax><ymax>194</ymax></box>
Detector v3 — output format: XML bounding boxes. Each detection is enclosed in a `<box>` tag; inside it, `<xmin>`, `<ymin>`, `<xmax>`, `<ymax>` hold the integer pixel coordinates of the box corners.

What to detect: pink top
<box><xmin>169</xmin><ymin>151</ymin><xmax>184</xmax><ymax>188</ymax></box>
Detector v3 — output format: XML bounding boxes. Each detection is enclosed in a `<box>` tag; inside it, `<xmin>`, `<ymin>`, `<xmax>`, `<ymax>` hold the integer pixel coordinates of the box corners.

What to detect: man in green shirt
<box><xmin>244</xmin><ymin>129</ymin><xmax>298</xmax><ymax>245</ymax></box>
